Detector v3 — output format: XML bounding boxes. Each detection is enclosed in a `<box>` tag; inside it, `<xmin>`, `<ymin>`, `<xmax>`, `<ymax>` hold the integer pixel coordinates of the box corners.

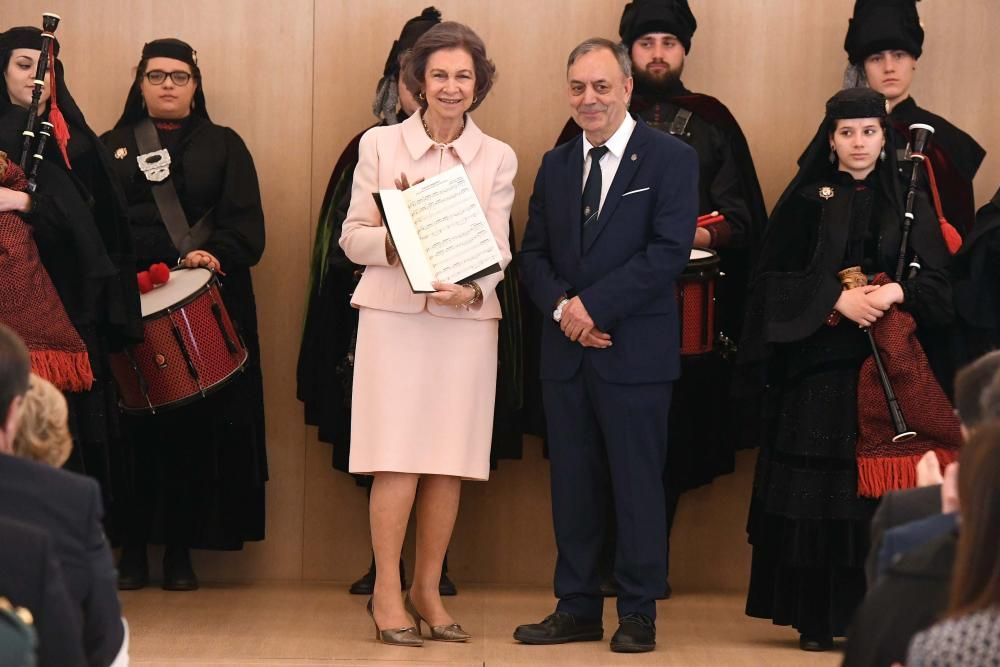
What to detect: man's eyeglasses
<box><xmin>144</xmin><ymin>70</ymin><xmax>193</xmax><ymax>86</ymax></box>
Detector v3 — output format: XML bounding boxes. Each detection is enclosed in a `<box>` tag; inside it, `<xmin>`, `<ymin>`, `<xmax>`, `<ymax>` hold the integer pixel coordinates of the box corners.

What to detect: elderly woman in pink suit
<box><xmin>339</xmin><ymin>21</ymin><xmax>516</xmax><ymax>647</ymax></box>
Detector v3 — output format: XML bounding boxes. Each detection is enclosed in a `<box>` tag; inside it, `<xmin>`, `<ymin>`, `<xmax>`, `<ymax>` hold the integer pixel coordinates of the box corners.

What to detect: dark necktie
<box><xmin>582</xmin><ymin>145</ymin><xmax>609</xmax><ymax>228</ymax></box>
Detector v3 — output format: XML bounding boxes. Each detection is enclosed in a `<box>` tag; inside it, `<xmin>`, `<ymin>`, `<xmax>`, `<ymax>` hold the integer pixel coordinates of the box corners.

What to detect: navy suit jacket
<box><xmin>519</xmin><ymin>117</ymin><xmax>699</xmax><ymax>384</ymax></box>
<box><xmin>0</xmin><ymin>515</ymin><xmax>86</xmax><ymax>667</ymax></box>
<box><xmin>0</xmin><ymin>455</ymin><xmax>123</xmax><ymax>667</ymax></box>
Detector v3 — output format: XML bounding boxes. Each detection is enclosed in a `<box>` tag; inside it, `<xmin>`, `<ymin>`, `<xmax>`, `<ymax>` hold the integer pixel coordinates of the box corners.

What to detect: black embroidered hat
<box><xmin>844</xmin><ymin>0</ymin><xmax>924</xmax><ymax>64</ymax></box>
<box><xmin>619</xmin><ymin>0</ymin><xmax>697</xmax><ymax>53</ymax></box>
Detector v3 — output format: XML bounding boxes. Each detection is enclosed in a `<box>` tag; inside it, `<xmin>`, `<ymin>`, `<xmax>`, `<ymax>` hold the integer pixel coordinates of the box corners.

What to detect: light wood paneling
<box><xmin>5</xmin><ymin>1</ymin><xmax>997</xmax><ymax>589</ymax></box>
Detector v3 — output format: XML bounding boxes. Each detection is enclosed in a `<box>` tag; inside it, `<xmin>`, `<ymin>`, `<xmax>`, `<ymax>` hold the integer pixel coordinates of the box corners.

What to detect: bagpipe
<box><xmin>17</xmin><ymin>13</ymin><xmax>68</xmax><ymax>193</ymax></box>
<box><xmin>837</xmin><ymin>124</ymin><xmax>963</xmax><ymax>497</ymax></box>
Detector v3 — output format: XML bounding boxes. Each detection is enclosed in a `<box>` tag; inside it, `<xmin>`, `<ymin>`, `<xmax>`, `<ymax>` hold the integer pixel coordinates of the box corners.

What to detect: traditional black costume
<box><xmin>101</xmin><ymin>39</ymin><xmax>267</xmax><ymax>587</ymax></box>
<box><xmin>0</xmin><ymin>27</ymin><xmax>142</xmax><ymax>521</ymax></box>
<box><xmin>740</xmin><ymin>88</ymin><xmax>954</xmax><ymax>649</ymax></box>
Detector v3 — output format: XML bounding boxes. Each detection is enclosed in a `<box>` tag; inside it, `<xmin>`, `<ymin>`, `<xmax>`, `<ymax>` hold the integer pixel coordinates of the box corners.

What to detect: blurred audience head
<box><xmin>0</xmin><ymin>325</ymin><xmax>30</xmax><ymax>453</ymax></box>
<box><xmin>980</xmin><ymin>368</ymin><xmax>1000</xmax><ymax>423</ymax></box>
<box><xmin>947</xmin><ymin>420</ymin><xmax>1000</xmax><ymax>616</ymax></box>
<box><xmin>953</xmin><ymin>350</ymin><xmax>1000</xmax><ymax>435</ymax></box>
<box><xmin>12</xmin><ymin>374</ymin><xmax>71</xmax><ymax>467</ymax></box>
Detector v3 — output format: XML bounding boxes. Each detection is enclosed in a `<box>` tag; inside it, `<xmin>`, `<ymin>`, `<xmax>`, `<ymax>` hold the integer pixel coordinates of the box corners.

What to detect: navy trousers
<box><xmin>544</xmin><ymin>355</ymin><xmax>672</xmax><ymax>621</ymax></box>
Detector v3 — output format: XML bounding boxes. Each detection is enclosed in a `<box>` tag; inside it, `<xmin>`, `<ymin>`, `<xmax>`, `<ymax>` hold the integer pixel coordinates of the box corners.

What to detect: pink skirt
<box><xmin>349</xmin><ymin>307</ymin><xmax>498</xmax><ymax>480</ymax></box>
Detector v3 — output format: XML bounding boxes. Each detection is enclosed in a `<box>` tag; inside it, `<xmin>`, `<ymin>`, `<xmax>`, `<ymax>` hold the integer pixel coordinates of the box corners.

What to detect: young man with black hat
<box><xmin>844</xmin><ymin>0</ymin><xmax>985</xmax><ymax>237</ymax></box>
<box><xmin>551</xmin><ymin>0</ymin><xmax>767</xmax><ymax>599</ymax></box>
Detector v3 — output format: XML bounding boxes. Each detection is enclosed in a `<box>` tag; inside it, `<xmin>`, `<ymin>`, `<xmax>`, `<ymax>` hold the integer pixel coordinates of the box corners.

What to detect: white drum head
<box><xmin>139</xmin><ymin>267</ymin><xmax>213</xmax><ymax>317</ymax></box>
<box><xmin>690</xmin><ymin>248</ymin><xmax>715</xmax><ymax>261</ymax></box>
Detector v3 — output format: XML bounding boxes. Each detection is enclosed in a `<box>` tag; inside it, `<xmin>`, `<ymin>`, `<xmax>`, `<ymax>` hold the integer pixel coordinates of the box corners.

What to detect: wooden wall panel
<box><xmin>5</xmin><ymin>0</ymin><xmax>997</xmax><ymax>589</ymax></box>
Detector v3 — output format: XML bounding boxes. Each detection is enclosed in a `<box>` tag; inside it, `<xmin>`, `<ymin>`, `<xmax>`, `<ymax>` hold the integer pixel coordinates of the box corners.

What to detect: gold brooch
<box><xmin>114</xmin><ymin>147</ymin><xmax>128</xmax><ymax>160</ymax></box>
<box><xmin>819</xmin><ymin>186</ymin><xmax>834</xmax><ymax>200</ymax></box>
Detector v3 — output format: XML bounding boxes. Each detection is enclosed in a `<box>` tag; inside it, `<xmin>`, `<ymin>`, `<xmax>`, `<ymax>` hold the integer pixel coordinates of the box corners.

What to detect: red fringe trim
<box><xmin>857</xmin><ymin>448</ymin><xmax>960</xmax><ymax>498</ymax></box>
<box><xmin>29</xmin><ymin>349</ymin><xmax>94</xmax><ymax>392</ymax></box>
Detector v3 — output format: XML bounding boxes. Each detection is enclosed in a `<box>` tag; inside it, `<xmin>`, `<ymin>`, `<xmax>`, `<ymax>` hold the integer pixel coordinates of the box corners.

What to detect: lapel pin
<box><xmin>630</xmin><ymin>153</ymin><xmax>638</xmax><ymax>162</ymax></box>
<box><xmin>819</xmin><ymin>186</ymin><xmax>834</xmax><ymax>200</ymax></box>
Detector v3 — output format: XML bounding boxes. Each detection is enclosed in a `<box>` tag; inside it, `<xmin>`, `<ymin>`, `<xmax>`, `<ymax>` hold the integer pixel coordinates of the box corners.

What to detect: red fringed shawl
<box><xmin>0</xmin><ymin>152</ymin><xmax>92</xmax><ymax>391</ymax></box>
<box><xmin>856</xmin><ymin>273</ymin><xmax>961</xmax><ymax>497</ymax></box>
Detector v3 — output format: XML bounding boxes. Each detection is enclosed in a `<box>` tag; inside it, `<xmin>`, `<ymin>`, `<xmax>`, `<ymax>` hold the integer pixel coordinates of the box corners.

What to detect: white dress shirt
<box><xmin>581</xmin><ymin>113</ymin><xmax>638</xmax><ymax>214</ymax></box>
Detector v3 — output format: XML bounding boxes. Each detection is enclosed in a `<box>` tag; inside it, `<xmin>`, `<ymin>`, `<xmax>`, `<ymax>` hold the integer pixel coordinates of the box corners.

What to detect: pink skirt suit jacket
<box><xmin>339</xmin><ymin>112</ymin><xmax>516</xmax><ymax>480</ymax></box>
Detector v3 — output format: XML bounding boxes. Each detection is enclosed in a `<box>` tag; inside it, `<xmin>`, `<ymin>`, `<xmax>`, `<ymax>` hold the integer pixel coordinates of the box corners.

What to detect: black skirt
<box><xmin>745</xmin><ymin>323</ymin><xmax>877</xmax><ymax>637</ymax></box>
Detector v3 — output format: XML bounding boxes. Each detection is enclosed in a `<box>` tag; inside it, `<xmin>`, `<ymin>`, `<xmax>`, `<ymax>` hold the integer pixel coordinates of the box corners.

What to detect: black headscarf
<box><xmin>844</xmin><ymin>0</ymin><xmax>924</xmax><ymax>64</ymax></box>
<box><xmin>372</xmin><ymin>7</ymin><xmax>442</xmax><ymax>123</ymax></box>
<box><xmin>113</xmin><ymin>38</ymin><xmax>209</xmax><ymax>129</ymax></box>
<box><xmin>619</xmin><ymin>0</ymin><xmax>697</xmax><ymax>53</ymax></box>
<box><xmin>776</xmin><ymin>88</ymin><xmax>894</xmax><ymax>218</ymax></box>
<box><xmin>0</xmin><ymin>26</ymin><xmax>93</xmax><ymax>169</ymax></box>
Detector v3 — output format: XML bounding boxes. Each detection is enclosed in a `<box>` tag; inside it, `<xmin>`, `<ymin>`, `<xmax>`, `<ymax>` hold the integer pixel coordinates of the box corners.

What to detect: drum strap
<box><xmin>134</xmin><ymin>119</ymin><xmax>214</xmax><ymax>257</ymax></box>
<box><xmin>668</xmin><ymin>108</ymin><xmax>693</xmax><ymax>137</ymax></box>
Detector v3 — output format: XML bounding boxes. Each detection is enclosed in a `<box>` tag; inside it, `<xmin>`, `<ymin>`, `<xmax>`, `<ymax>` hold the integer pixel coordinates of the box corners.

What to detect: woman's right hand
<box><xmin>394</xmin><ymin>172</ymin><xmax>424</xmax><ymax>191</ymax></box>
<box><xmin>0</xmin><ymin>187</ymin><xmax>31</xmax><ymax>214</ymax></box>
<box><xmin>834</xmin><ymin>285</ymin><xmax>884</xmax><ymax>327</ymax></box>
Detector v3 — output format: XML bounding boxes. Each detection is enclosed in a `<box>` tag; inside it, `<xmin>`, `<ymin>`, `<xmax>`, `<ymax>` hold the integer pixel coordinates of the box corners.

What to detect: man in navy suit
<box><xmin>0</xmin><ymin>325</ymin><xmax>125</xmax><ymax>667</ymax></box>
<box><xmin>514</xmin><ymin>38</ymin><xmax>697</xmax><ymax>653</ymax></box>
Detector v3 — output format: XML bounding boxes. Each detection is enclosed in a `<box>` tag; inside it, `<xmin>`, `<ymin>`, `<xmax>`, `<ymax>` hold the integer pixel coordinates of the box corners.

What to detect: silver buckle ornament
<box><xmin>137</xmin><ymin>149</ymin><xmax>172</xmax><ymax>182</ymax></box>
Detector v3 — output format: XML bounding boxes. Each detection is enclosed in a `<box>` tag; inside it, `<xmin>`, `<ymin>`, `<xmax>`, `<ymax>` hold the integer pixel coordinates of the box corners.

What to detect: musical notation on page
<box><xmin>374</xmin><ymin>165</ymin><xmax>503</xmax><ymax>293</ymax></box>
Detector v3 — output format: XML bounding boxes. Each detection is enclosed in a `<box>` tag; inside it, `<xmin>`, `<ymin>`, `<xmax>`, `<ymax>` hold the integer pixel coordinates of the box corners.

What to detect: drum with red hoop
<box><xmin>676</xmin><ymin>248</ymin><xmax>720</xmax><ymax>356</ymax></box>
<box><xmin>110</xmin><ymin>268</ymin><xmax>248</xmax><ymax>414</ymax></box>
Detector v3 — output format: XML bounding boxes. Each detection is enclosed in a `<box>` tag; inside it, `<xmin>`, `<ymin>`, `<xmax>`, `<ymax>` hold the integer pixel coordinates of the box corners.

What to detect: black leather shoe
<box><xmin>349</xmin><ymin>558</ymin><xmax>407</xmax><ymax>595</ymax></box>
<box><xmin>116</xmin><ymin>544</ymin><xmax>148</xmax><ymax>590</ymax></box>
<box><xmin>799</xmin><ymin>633</ymin><xmax>833</xmax><ymax>652</ymax></box>
<box><xmin>162</xmin><ymin>546</ymin><xmax>199</xmax><ymax>591</ymax></box>
<box><xmin>610</xmin><ymin>613</ymin><xmax>656</xmax><ymax>653</ymax></box>
<box><xmin>513</xmin><ymin>612</ymin><xmax>603</xmax><ymax>645</ymax></box>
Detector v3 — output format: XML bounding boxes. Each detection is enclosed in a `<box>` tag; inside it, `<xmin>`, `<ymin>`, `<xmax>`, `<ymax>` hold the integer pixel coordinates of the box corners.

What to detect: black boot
<box><xmin>162</xmin><ymin>545</ymin><xmax>199</xmax><ymax>591</ymax></box>
<box><xmin>117</xmin><ymin>543</ymin><xmax>149</xmax><ymax>590</ymax></box>
<box><xmin>348</xmin><ymin>556</ymin><xmax>407</xmax><ymax>595</ymax></box>
<box><xmin>439</xmin><ymin>554</ymin><xmax>457</xmax><ymax>596</ymax></box>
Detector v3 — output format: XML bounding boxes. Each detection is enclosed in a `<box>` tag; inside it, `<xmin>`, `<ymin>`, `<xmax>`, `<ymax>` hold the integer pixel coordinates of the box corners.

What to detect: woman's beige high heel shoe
<box><xmin>405</xmin><ymin>594</ymin><xmax>471</xmax><ymax>642</ymax></box>
<box><xmin>366</xmin><ymin>597</ymin><xmax>423</xmax><ymax>647</ymax></box>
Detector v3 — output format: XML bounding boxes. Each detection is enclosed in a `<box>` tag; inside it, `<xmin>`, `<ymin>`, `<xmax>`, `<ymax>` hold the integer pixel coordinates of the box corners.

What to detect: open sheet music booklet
<box><xmin>374</xmin><ymin>164</ymin><xmax>503</xmax><ymax>293</ymax></box>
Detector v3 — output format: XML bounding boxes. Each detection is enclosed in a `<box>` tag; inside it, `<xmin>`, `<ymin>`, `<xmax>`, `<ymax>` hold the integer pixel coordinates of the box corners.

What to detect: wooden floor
<box><xmin>121</xmin><ymin>583</ymin><xmax>843</xmax><ymax>666</ymax></box>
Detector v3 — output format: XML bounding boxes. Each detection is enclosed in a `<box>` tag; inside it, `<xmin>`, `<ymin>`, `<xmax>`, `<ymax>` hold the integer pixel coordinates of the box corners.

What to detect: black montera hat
<box><xmin>619</xmin><ymin>0</ymin><xmax>697</xmax><ymax>53</ymax></box>
<box><xmin>844</xmin><ymin>0</ymin><xmax>924</xmax><ymax>64</ymax></box>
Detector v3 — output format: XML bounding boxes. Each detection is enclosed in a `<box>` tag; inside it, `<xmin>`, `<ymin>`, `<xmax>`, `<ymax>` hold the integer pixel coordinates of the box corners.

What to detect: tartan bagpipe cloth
<box><xmin>0</xmin><ymin>151</ymin><xmax>93</xmax><ymax>391</ymax></box>
<box><xmin>855</xmin><ymin>272</ymin><xmax>961</xmax><ymax>497</ymax></box>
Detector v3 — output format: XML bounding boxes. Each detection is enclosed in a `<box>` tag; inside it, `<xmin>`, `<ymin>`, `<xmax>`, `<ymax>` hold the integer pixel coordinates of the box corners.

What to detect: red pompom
<box><xmin>137</xmin><ymin>271</ymin><xmax>154</xmax><ymax>294</ymax></box>
<box><xmin>149</xmin><ymin>262</ymin><xmax>171</xmax><ymax>285</ymax></box>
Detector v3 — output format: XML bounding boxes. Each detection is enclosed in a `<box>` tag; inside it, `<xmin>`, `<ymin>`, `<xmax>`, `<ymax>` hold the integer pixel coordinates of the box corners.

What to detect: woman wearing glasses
<box><xmin>102</xmin><ymin>39</ymin><xmax>267</xmax><ymax>591</ymax></box>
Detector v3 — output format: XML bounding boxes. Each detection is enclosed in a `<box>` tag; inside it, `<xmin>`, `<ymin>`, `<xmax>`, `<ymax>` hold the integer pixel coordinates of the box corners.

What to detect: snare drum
<box><xmin>676</xmin><ymin>248</ymin><xmax>720</xmax><ymax>356</ymax></box>
<box><xmin>110</xmin><ymin>268</ymin><xmax>248</xmax><ymax>414</ymax></box>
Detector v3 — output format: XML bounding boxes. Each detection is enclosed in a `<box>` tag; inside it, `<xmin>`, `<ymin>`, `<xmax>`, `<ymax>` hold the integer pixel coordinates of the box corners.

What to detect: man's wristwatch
<box><xmin>553</xmin><ymin>297</ymin><xmax>569</xmax><ymax>323</ymax></box>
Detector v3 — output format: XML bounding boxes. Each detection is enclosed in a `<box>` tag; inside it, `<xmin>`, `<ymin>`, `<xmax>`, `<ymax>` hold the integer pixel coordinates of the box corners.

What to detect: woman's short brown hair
<box><xmin>401</xmin><ymin>21</ymin><xmax>496</xmax><ymax>113</ymax></box>
<box><xmin>12</xmin><ymin>374</ymin><xmax>71</xmax><ymax>468</ymax></box>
